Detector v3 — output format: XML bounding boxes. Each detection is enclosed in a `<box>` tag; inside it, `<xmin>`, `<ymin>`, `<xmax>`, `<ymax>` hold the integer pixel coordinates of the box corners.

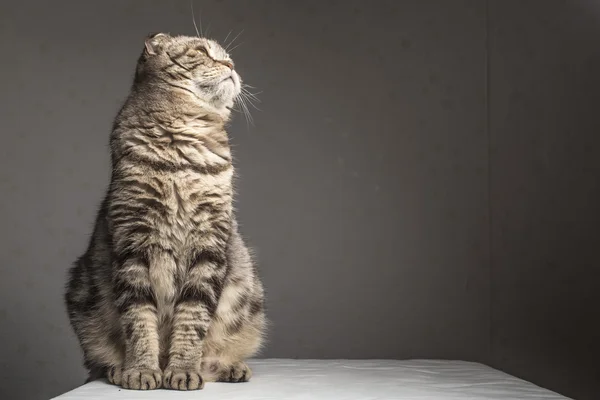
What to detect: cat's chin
<box><xmin>219</xmin><ymin>78</ymin><xmax>241</xmax><ymax>99</ymax></box>
<box><xmin>213</xmin><ymin>92</ymin><xmax>239</xmax><ymax>115</ymax></box>
<box><xmin>205</xmin><ymin>100</ymin><xmax>234</xmax><ymax>120</ymax></box>
<box><xmin>229</xmin><ymin>70</ymin><xmax>242</xmax><ymax>97</ymax></box>
<box><xmin>189</xmin><ymin>88</ymin><xmax>235</xmax><ymax>118</ymax></box>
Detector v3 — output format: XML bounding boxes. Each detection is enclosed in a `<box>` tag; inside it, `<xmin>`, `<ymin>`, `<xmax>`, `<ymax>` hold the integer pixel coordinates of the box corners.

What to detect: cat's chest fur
<box><xmin>109</xmin><ymin>130</ymin><xmax>234</xmax><ymax>311</ymax></box>
<box><xmin>113</xmin><ymin>129</ymin><xmax>233</xmax><ymax>247</ymax></box>
<box><xmin>158</xmin><ymin>169</ymin><xmax>233</xmax><ymax>249</ymax></box>
<box><xmin>112</xmin><ymin>162</ymin><xmax>234</xmax><ymax>320</ymax></box>
<box><xmin>143</xmin><ymin>169</ymin><xmax>233</xmax><ymax>273</ymax></box>
<box><xmin>147</xmin><ymin>168</ymin><xmax>233</xmax><ymax>321</ymax></box>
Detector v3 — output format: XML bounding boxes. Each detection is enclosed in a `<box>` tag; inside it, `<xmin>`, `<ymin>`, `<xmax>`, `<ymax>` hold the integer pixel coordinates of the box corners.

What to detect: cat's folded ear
<box><xmin>144</xmin><ymin>33</ymin><xmax>169</xmax><ymax>55</ymax></box>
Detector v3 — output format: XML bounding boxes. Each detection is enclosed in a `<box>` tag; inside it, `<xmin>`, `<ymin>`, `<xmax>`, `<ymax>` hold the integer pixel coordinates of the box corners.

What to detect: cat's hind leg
<box><xmin>66</xmin><ymin>281</ymin><xmax>125</xmax><ymax>384</ymax></box>
<box><xmin>212</xmin><ymin>361</ymin><xmax>252</xmax><ymax>382</ymax></box>
<box><xmin>85</xmin><ymin>363</ymin><xmax>122</xmax><ymax>385</ymax></box>
<box><xmin>73</xmin><ymin>315</ymin><xmax>125</xmax><ymax>385</ymax></box>
<box><xmin>199</xmin><ymin>294</ymin><xmax>265</xmax><ymax>383</ymax></box>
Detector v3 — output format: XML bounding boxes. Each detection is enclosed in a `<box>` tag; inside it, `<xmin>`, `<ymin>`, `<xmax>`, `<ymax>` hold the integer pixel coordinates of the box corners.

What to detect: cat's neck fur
<box><xmin>110</xmin><ymin>81</ymin><xmax>232</xmax><ymax>167</ymax></box>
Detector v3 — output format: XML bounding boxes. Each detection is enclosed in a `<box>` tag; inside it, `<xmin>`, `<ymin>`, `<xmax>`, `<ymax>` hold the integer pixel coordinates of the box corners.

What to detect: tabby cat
<box><xmin>64</xmin><ymin>33</ymin><xmax>266</xmax><ymax>391</ymax></box>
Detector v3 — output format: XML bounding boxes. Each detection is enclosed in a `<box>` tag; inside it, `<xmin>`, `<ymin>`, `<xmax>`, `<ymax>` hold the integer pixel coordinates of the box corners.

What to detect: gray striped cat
<box><xmin>65</xmin><ymin>33</ymin><xmax>266</xmax><ymax>391</ymax></box>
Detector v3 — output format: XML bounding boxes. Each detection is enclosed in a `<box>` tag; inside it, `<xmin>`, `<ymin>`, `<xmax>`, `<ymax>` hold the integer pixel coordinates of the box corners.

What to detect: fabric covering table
<box><xmin>53</xmin><ymin>359</ymin><xmax>570</xmax><ymax>399</ymax></box>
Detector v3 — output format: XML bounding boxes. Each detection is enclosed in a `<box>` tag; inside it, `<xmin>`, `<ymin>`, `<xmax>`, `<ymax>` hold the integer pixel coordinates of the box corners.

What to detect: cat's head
<box><xmin>135</xmin><ymin>33</ymin><xmax>241</xmax><ymax>115</ymax></box>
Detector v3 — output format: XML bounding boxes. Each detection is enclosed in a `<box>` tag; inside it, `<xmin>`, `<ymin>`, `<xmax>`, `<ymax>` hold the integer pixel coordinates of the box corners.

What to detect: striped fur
<box><xmin>65</xmin><ymin>33</ymin><xmax>266</xmax><ymax>391</ymax></box>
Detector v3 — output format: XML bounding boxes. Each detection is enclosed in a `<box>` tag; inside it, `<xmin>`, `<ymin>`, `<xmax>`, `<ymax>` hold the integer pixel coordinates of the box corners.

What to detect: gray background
<box><xmin>0</xmin><ymin>1</ymin><xmax>598</xmax><ymax>399</ymax></box>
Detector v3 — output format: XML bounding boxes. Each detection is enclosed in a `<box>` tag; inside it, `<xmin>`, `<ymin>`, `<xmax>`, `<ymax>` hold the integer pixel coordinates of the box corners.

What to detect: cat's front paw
<box><xmin>121</xmin><ymin>368</ymin><xmax>162</xmax><ymax>390</ymax></box>
<box><xmin>163</xmin><ymin>367</ymin><xmax>204</xmax><ymax>390</ymax></box>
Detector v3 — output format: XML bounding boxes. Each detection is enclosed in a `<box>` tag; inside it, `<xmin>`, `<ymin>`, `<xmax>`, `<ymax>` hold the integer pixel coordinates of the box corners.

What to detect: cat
<box><xmin>64</xmin><ymin>33</ymin><xmax>266</xmax><ymax>391</ymax></box>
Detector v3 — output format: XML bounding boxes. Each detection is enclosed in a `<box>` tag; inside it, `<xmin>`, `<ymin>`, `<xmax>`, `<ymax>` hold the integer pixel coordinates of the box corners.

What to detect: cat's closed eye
<box><xmin>187</xmin><ymin>47</ymin><xmax>207</xmax><ymax>58</ymax></box>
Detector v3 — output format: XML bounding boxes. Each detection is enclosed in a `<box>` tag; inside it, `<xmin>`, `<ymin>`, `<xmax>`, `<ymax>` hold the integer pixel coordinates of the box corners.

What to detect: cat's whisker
<box><xmin>240</xmin><ymin>94</ymin><xmax>261</xmax><ymax>112</ymax></box>
<box><xmin>241</xmin><ymin>83</ymin><xmax>255</xmax><ymax>90</ymax></box>
<box><xmin>241</xmin><ymin>87</ymin><xmax>261</xmax><ymax>103</ymax></box>
<box><xmin>229</xmin><ymin>102</ymin><xmax>242</xmax><ymax>113</ymax></box>
<box><xmin>223</xmin><ymin>30</ymin><xmax>233</xmax><ymax>45</ymax></box>
<box><xmin>243</xmin><ymin>104</ymin><xmax>254</xmax><ymax>127</ymax></box>
<box><xmin>226</xmin><ymin>29</ymin><xmax>244</xmax><ymax>51</ymax></box>
<box><xmin>241</xmin><ymin>86</ymin><xmax>261</xmax><ymax>103</ymax></box>
<box><xmin>190</xmin><ymin>0</ymin><xmax>202</xmax><ymax>37</ymax></box>
<box><xmin>228</xmin><ymin>41</ymin><xmax>244</xmax><ymax>53</ymax></box>
<box><xmin>243</xmin><ymin>96</ymin><xmax>256</xmax><ymax>124</ymax></box>
<box><xmin>236</xmin><ymin>92</ymin><xmax>254</xmax><ymax>127</ymax></box>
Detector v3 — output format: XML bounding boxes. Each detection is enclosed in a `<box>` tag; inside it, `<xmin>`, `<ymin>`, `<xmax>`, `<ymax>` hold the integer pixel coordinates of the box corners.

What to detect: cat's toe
<box><xmin>107</xmin><ymin>365</ymin><xmax>122</xmax><ymax>386</ymax></box>
<box><xmin>121</xmin><ymin>368</ymin><xmax>162</xmax><ymax>390</ymax></box>
<box><xmin>218</xmin><ymin>361</ymin><xmax>252</xmax><ymax>383</ymax></box>
<box><xmin>163</xmin><ymin>368</ymin><xmax>204</xmax><ymax>390</ymax></box>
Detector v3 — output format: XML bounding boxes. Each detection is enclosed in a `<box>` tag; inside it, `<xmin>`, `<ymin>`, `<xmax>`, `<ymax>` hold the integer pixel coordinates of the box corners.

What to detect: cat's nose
<box><xmin>218</xmin><ymin>60</ymin><xmax>234</xmax><ymax>70</ymax></box>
